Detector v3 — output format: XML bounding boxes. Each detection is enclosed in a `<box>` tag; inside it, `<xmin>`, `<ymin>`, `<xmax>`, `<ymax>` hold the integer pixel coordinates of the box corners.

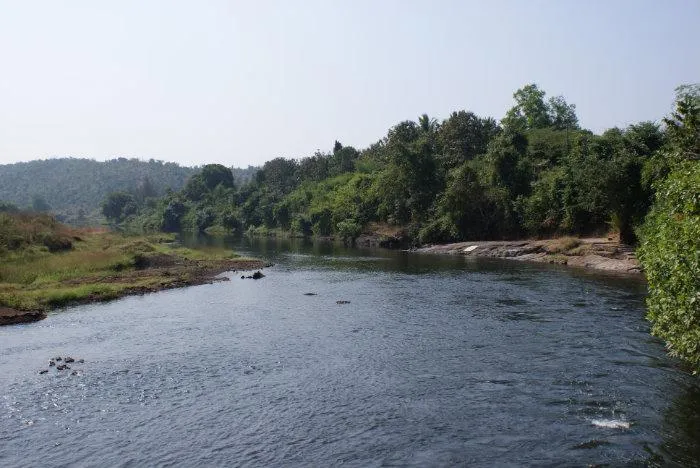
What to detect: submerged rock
<box><xmin>303</xmin><ymin>293</ymin><xmax>318</xmax><ymax>296</ymax></box>
<box><xmin>38</xmin><ymin>369</ymin><xmax>48</xmax><ymax>375</ymax></box>
<box><xmin>64</xmin><ymin>357</ymin><xmax>75</xmax><ymax>363</ymax></box>
<box><xmin>49</xmin><ymin>360</ymin><xmax>55</xmax><ymax>367</ymax></box>
<box><xmin>336</xmin><ymin>300</ymin><xmax>351</xmax><ymax>304</ymax></box>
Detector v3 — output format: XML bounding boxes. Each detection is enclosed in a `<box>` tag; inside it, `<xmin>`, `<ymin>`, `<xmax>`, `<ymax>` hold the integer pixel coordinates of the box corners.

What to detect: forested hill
<box><xmin>0</xmin><ymin>158</ymin><xmax>197</xmax><ymax>222</ymax></box>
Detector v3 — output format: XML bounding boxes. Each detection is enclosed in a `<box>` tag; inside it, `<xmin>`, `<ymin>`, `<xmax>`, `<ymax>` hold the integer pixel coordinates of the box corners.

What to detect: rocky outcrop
<box><xmin>416</xmin><ymin>238</ymin><xmax>641</xmax><ymax>274</ymax></box>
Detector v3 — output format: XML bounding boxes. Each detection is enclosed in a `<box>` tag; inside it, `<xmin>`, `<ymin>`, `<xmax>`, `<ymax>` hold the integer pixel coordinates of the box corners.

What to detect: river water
<box><xmin>1</xmin><ymin>237</ymin><xmax>698</xmax><ymax>467</ymax></box>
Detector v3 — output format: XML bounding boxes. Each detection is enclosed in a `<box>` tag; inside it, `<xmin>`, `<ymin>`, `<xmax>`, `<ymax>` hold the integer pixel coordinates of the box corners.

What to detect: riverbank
<box><xmin>0</xmin><ymin>229</ymin><xmax>265</xmax><ymax>326</ymax></box>
<box><xmin>416</xmin><ymin>237</ymin><xmax>641</xmax><ymax>274</ymax></box>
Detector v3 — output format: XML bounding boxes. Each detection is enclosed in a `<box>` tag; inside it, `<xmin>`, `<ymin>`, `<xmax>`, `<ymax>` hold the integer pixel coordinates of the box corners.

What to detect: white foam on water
<box><xmin>591</xmin><ymin>419</ymin><xmax>631</xmax><ymax>429</ymax></box>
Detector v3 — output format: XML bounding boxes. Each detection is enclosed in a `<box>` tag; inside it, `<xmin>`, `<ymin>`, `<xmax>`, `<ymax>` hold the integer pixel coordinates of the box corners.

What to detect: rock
<box><xmin>56</xmin><ymin>364</ymin><xmax>68</xmax><ymax>371</ymax></box>
<box><xmin>49</xmin><ymin>360</ymin><xmax>55</xmax><ymax>367</ymax></box>
<box><xmin>77</xmin><ymin>359</ymin><xmax>84</xmax><ymax>363</ymax></box>
<box><xmin>241</xmin><ymin>275</ymin><xmax>245</xmax><ymax>279</ymax></box>
<box><xmin>65</xmin><ymin>357</ymin><xmax>75</xmax><ymax>363</ymax></box>
<box><xmin>71</xmin><ymin>370</ymin><xmax>79</xmax><ymax>376</ymax></box>
<box><xmin>303</xmin><ymin>293</ymin><xmax>318</xmax><ymax>296</ymax></box>
<box><xmin>252</xmin><ymin>271</ymin><xmax>265</xmax><ymax>279</ymax></box>
<box><xmin>39</xmin><ymin>369</ymin><xmax>48</xmax><ymax>374</ymax></box>
<box><xmin>336</xmin><ymin>300</ymin><xmax>351</xmax><ymax>304</ymax></box>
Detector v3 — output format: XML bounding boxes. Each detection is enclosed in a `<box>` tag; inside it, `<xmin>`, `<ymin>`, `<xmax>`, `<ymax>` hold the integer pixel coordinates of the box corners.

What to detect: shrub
<box><xmin>638</xmin><ymin>161</ymin><xmax>700</xmax><ymax>372</ymax></box>
<box><xmin>336</xmin><ymin>219</ymin><xmax>362</xmax><ymax>244</ymax></box>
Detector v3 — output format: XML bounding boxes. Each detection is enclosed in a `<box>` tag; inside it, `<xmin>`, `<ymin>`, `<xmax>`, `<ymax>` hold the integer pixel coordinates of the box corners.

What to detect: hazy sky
<box><xmin>1</xmin><ymin>1</ymin><xmax>698</xmax><ymax>167</ymax></box>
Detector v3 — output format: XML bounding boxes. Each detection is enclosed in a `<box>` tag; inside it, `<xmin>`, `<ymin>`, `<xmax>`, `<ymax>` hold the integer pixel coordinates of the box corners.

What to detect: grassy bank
<box><xmin>0</xmin><ymin>212</ymin><xmax>264</xmax><ymax>321</ymax></box>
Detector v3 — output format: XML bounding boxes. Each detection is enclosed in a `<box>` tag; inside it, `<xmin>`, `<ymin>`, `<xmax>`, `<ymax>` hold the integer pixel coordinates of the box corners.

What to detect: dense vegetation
<box><xmin>118</xmin><ymin>84</ymin><xmax>670</xmax><ymax>247</ymax></box>
<box><xmin>637</xmin><ymin>85</ymin><xmax>700</xmax><ymax>373</ymax></box>
<box><xmin>0</xmin><ymin>158</ymin><xmax>197</xmax><ymax>224</ymax></box>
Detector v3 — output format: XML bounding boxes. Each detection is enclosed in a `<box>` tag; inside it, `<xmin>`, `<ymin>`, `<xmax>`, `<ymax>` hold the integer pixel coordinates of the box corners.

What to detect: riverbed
<box><xmin>1</xmin><ymin>237</ymin><xmax>698</xmax><ymax>466</ymax></box>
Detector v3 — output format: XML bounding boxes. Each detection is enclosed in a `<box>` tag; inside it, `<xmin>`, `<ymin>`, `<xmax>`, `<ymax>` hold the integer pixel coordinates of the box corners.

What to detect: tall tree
<box><xmin>547</xmin><ymin>95</ymin><xmax>579</xmax><ymax>130</ymax></box>
<box><xmin>502</xmin><ymin>84</ymin><xmax>552</xmax><ymax>130</ymax></box>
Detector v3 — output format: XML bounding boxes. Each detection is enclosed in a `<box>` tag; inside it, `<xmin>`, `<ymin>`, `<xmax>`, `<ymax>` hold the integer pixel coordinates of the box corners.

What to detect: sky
<box><xmin>0</xmin><ymin>1</ymin><xmax>698</xmax><ymax>168</ymax></box>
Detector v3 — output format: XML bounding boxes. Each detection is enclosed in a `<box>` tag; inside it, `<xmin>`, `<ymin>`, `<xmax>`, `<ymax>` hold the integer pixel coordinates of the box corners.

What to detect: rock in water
<box><xmin>65</xmin><ymin>357</ymin><xmax>75</xmax><ymax>363</ymax></box>
<box><xmin>304</xmin><ymin>293</ymin><xmax>318</xmax><ymax>296</ymax></box>
<box><xmin>252</xmin><ymin>271</ymin><xmax>265</xmax><ymax>279</ymax></box>
<box><xmin>38</xmin><ymin>370</ymin><xmax>48</xmax><ymax>375</ymax></box>
<box><xmin>336</xmin><ymin>300</ymin><xmax>351</xmax><ymax>304</ymax></box>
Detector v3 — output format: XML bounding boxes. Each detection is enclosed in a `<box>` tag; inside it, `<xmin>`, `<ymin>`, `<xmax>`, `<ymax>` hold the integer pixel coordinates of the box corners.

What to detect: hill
<box><xmin>0</xmin><ymin>158</ymin><xmax>197</xmax><ymax>224</ymax></box>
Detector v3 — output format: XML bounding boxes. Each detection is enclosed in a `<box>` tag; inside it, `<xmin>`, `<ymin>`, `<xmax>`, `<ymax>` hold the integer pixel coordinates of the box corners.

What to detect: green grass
<box><xmin>0</xmin><ymin>221</ymin><xmax>253</xmax><ymax>312</ymax></box>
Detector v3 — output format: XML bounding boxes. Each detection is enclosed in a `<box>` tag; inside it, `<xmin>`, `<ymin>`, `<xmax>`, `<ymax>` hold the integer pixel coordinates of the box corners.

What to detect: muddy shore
<box><xmin>416</xmin><ymin>238</ymin><xmax>641</xmax><ymax>274</ymax></box>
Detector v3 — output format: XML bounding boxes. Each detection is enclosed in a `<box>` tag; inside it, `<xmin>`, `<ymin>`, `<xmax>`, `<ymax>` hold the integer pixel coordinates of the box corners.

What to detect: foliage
<box><xmin>638</xmin><ymin>84</ymin><xmax>700</xmax><ymax>372</ymax></box>
<box><xmin>116</xmin><ymin>84</ymin><xmax>683</xmax><ymax>252</ymax></box>
<box><xmin>102</xmin><ymin>192</ymin><xmax>138</xmax><ymax>223</ymax></box>
<box><xmin>638</xmin><ymin>162</ymin><xmax>700</xmax><ymax>372</ymax></box>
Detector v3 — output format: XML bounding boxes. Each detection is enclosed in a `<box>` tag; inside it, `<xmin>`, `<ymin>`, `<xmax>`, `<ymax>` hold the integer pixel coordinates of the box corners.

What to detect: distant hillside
<box><xmin>232</xmin><ymin>165</ymin><xmax>260</xmax><ymax>186</ymax></box>
<box><xmin>0</xmin><ymin>158</ymin><xmax>197</xmax><ymax>223</ymax></box>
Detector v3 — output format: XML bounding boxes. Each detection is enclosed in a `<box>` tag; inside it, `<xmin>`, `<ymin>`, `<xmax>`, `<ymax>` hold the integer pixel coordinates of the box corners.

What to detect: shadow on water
<box><xmin>652</xmin><ymin>383</ymin><xmax>700</xmax><ymax>466</ymax></box>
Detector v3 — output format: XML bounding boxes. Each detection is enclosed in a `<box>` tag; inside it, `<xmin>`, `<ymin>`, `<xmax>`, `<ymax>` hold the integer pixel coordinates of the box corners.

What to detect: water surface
<box><xmin>1</xmin><ymin>237</ymin><xmax>698</xmax><ymax>466</ymax></box>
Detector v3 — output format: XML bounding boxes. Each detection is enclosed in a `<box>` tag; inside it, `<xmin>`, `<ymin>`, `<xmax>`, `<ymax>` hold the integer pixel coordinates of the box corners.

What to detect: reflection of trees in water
<box><xmin>658</xmin><ymin>383</ymin><xmax>700</xmax><ymax>466</ymax></box>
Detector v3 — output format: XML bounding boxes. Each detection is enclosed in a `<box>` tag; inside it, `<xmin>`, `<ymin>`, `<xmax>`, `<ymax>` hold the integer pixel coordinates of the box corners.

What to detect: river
<box><xmin>1</xmin><ymin>237</ymin><xmax>698</xmax><ymax>466</ymax></box>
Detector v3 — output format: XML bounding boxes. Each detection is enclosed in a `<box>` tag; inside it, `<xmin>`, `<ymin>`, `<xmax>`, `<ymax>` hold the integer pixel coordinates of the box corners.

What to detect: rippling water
<box><xmin>1</xmin><ymin>237</ymin><xmax>699</xmax><ymax>467</ymax></box>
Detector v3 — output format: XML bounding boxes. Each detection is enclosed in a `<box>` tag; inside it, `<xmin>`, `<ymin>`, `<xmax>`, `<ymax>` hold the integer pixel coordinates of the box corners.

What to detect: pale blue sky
<box><xmin>0</xmin><ymin>0</ymin><xmax>698</xmax><ymax>167</ymax></box>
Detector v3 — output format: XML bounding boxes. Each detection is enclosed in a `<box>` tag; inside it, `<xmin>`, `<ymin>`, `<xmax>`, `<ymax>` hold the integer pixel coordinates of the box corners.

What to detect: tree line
<box><xmin>110</xmin><ymin>84</ymin><xmax>683</xmax><ymax>246</ymax></box>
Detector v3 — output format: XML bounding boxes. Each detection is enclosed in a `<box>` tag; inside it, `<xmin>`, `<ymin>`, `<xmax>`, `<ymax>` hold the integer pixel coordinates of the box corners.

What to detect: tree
<box><xmin>437</xmin><ymin>111</ymin><xmax>500</xmax><ymax>172</ymax></box>
<box><xmin>102</xmin><ymin>192</ymin><xmax>137</xmax><ymax>223</ymax></box>
<box><xmin>31</xmin><ymin>195</ymin><xmax>51</xmax><ymax>212</ymax></box>
<box><xmin>663</xmin><ymin>84</ymin><xmax>700</xmax><ymax>162</ymax></box>
<box><xmin>161</xmin><ymin>199</ymin><xmax>187</xmax><ymax>232</ymax></box>
<box><xmin>638</xmin><ymin>162</ymin><xmax>699</xmax><ymax>372</ymax></box>
<box><xmin>200</xmin><ymin>164</ymin><xmax>235</xmax><ymax>191</ymax></box>
<box><xmin>183</xmin><ymin>174</ymin><xmax>208</xmax><ymax>201</ymax></box>
<box><xmin>638</xmin><ymin>85</ymin><xmax>700</xmax><ymax>372</ymax></box>
<box><xmin>547</xmin><ymin>95</ymin><xmax>579</xmax><ymax>130</ymax></box>
<box><xmin>502</xmin><ymin>84</ymin><xmax>551</xmax><ymax>130</ymax></box>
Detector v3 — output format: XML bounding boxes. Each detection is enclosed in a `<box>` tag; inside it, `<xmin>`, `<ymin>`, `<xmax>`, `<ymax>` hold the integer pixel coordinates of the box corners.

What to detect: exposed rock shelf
<box><xmin>416</xmin><ymin>238</ymin><xmax>641</xmax><ymax>274</ymax></box>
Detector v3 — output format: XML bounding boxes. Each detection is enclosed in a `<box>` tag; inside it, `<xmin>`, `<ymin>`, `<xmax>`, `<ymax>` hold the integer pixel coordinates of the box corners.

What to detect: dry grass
<box><xmin>544</xmin><ymin>236</ymin><xmax>582</xmax><ymax>254</ymax></box>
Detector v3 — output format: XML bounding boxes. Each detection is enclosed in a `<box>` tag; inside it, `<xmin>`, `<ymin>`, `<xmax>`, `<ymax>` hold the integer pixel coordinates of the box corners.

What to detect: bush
<box><xmin>336</xmin><ymin>219</ymin><xmax>362</xmax><ymax>244</ymax></box>
<box><xmin>291</xmin><ymin>215</ymin><xmax>312</xmax><ymax>236</ymax></box>
<box><xmin>41</xmin><ymin>233</ymin><xmax>73</xmax><ymax>252</ymax></box>
<box><xmin>418</xmin><ymin>217</ymin><xmax>458</xmax><ymax>245</ymax></box>
<box><xmin>638</xmin><ymin>161</ymin><xmax>700</xmax><ymax>372</ymax></box>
